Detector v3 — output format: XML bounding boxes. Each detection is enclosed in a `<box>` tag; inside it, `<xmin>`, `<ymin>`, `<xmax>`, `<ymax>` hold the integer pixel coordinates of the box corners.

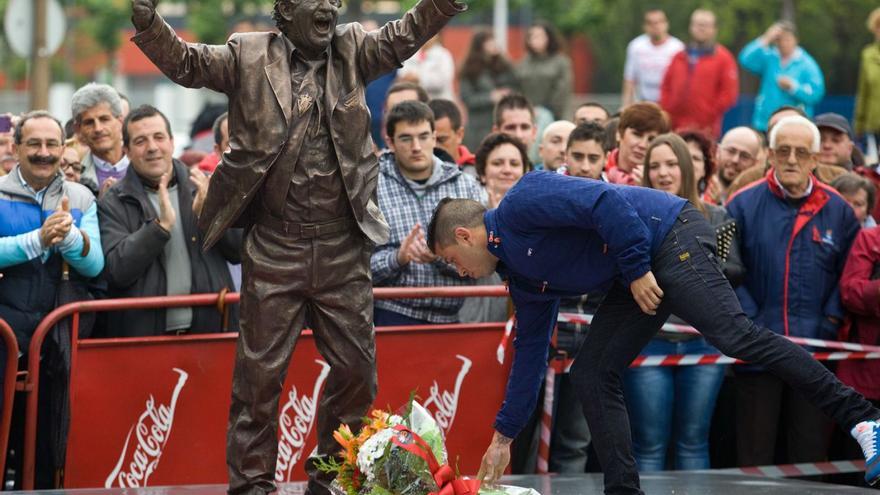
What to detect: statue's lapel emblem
<box><xmin>298</xmin><ymin>94</ymin><xmax>313</xmax><ymax>115</ymax></box>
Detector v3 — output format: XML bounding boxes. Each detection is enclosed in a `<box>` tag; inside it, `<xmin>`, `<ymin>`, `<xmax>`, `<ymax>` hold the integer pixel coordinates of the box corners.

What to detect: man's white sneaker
<box><xmin>852</xmin><ymin>420</ymin><xmax>880</xmax><ymax>486</ymax></box>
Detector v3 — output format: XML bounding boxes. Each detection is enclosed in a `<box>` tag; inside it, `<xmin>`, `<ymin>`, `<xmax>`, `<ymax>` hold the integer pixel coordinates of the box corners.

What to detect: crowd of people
<box><xmin>2</xmin><ymin>2</ymin><xmax>880</xmax><ymax>490</ymax></box>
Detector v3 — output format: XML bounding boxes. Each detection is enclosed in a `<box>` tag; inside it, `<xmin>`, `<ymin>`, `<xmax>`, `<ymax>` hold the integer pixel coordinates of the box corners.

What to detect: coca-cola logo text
<box><xmin>105</xmin><ymin>368</ymin><xmax>188</xmax><ymax>488</ymax></box>
<box><xmin>423</xmin><ymin>355</ymin><xmax>471</xmax><ymax>434</ymax></box>
<box><xmin>275</xmin><ymin>360</ymin><xmax>331</xmax><ymax>482</ymax></box>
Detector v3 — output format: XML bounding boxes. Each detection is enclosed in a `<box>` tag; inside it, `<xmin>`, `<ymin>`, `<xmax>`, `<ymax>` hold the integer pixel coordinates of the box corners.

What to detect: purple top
<box><xmin>95</xmin><ymin>166</ymin><xmax>127</xmax><ymax>190</ymax></box>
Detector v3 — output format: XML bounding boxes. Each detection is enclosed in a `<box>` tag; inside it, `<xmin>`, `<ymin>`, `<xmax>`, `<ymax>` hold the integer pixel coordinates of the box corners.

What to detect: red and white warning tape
<box><xmin>713</xmin><ymin>459</ymin><xmax>866</xmax><ymax>478</ymax></box>
<box><xmin>536</xmin><ymin>366</ymin><xmax>555</xmax><ymax>474</ymax></box>
<box><xmin>558</xmin><ymin>312</ymin><xmax>880</xmax><ymax>354</ymax></box>
<box><xmin>544</xmin><ymin>350</ymin><xmax>880</xmax><ymax>374</ymax></box>
<box><xmin>496</xmin><ymin>315</ymin><xmax>880</xmax><ymax>366</ymax></box>
<box><xmin>496</xmin><ymin>318</ymin><xmax>515</xmax><ymax>365</ymax></box>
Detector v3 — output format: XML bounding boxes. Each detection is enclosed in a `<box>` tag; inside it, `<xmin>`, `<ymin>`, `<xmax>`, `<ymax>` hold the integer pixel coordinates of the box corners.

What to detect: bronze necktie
<box><xmin>297</xmin><ymin>58</ymin><xmax>321</xmax><ymax>117</ymax></box>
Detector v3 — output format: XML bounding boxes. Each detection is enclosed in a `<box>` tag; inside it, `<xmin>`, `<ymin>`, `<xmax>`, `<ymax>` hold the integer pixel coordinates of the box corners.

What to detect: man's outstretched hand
<box><xmin>477</xmin><ymin>431</ymin><xmax>512</xmax><ymax>487</ymax></box>
<box><xmin>131</xmin><ymin>0</ymin><xmax>159</xmax><ymax>31</ymax></box>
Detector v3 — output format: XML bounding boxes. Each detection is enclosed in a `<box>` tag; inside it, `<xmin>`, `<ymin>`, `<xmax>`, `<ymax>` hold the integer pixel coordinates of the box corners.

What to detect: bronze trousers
<box><xmin>227</xmin><ymin>221</ymin><xmax>377</xmax><ymax>495</ymax></box>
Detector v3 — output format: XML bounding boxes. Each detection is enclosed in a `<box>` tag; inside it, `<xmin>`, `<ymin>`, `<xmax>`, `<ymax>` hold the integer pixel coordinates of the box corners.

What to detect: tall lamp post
<box><xmin>31</xmin><ymin>0</ymin><xmax>50</xmax><ymax>110</ymax></box>
<box><xmin>493</xmin><ymin>0</ymin><xmax>508</xmax><ymax>53</ymax></box>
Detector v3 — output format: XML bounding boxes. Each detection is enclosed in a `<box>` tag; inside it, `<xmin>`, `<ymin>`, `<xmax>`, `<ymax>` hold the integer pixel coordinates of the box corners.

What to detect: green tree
<box><xmin>77</xmin><ymin>0</ymin><xmax>131</xmax><ymax>54</ymax></box>
<box><xmin>183</xmin><ymin>0</ymin><xmax>274</xmax><ymax>45</ymax></box>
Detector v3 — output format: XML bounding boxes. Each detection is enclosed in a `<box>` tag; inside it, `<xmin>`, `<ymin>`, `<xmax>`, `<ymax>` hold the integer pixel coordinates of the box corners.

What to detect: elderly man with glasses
<box><xmin>726</xmin><ymin>115</ymin><xmax>860</xmax><ymax>468</ymax></box>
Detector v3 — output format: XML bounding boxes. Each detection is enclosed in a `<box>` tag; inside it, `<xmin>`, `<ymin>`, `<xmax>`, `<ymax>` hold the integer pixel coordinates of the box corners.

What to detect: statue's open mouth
<box><xmin>315</xmin><ymin>18</ymin><xmax>332</xmax><ymax>33</ymax></box>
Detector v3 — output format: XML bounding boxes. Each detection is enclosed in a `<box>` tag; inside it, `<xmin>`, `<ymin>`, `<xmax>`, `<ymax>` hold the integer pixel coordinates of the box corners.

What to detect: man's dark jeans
<box><xmin>570</xmin><ymin>204</ymin><xmax>879</xmax><ymax>495</ymax></box>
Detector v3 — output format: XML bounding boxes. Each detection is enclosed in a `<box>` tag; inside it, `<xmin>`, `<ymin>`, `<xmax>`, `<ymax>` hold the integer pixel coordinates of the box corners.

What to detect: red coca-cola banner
<box><xmin>64</xmin><ymin>324</ymin><xmax>510</xmax><ymax>488</ymax></box>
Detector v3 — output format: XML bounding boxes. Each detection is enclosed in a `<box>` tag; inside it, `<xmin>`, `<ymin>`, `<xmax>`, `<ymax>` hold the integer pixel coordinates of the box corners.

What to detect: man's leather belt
<box><xmin>256</xmin><ymin>213</ymin><xmax>353</xmax><ymax>238</ymax></box>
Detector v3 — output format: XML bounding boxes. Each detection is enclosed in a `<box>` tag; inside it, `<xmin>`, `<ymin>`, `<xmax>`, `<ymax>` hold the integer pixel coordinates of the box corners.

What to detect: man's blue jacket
<box><xmin>486</xmin><ymin>172</ymin><xmax>685</xmax><ymax>438</ymax></box>
<box><xmin>726</xmin><ymin>171</ymin><xmax>858</xmax><ymax>342</ymax></box>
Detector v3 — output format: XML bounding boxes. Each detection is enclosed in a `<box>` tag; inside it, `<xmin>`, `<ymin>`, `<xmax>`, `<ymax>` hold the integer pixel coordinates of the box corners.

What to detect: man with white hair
<box><xmin>71</xmin><ymin>82</ymin><xmax>128</xmax><ymax>197</ymax></box>
<box><xmin>726</xmin><ymin>115</ymin><xmax>861</xmax><ymax>467</ymax></box>
<box><xmin>537</xmin><ymin>120</ymin><xmax>576</xmax><ymax>172</ymax></box>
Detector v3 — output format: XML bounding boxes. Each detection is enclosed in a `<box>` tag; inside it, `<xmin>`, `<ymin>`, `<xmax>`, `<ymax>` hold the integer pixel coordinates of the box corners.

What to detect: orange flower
<box><xmin>333</xmin><ymin>424</ymin><xmax>360</xmax><ymax>465</ymax></box>
<box><xmin>333</xmin><ymin>424</ymin><xmax>354</xmax><ymax>448</ymax></box>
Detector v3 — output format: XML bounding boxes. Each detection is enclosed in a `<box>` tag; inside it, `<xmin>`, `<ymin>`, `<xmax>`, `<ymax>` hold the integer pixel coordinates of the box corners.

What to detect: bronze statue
<box><xmin>130</xmin><ymin>1</ymin><xmax>466</xmax><ymax>493</ymax></box>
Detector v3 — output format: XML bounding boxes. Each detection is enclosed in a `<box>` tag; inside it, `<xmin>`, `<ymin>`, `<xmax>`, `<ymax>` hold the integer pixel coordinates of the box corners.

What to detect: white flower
<box><xmin>356</xmin><ymin>428</ymin><xmax>394</xmax><ymax>482</ymax></box>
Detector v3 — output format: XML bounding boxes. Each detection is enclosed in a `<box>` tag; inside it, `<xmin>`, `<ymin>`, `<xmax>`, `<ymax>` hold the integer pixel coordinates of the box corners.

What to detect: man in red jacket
<box><xmin>660</xmin><ymin>9</ymin><xmax>739</xmax><ymax>137</ymax></box>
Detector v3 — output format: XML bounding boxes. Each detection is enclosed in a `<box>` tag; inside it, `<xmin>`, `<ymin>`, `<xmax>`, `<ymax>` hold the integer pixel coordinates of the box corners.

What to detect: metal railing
<box><xmin>0</xmin><ymin>318</ymin><xmax>17</xmax><ymax>479</ymax></box>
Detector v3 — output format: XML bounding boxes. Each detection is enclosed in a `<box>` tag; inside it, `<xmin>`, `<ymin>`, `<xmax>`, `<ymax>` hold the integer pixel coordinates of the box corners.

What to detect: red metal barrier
<box><xmin>0</xmin><ymin>318</ymin><xmax>17</xmax><ymax>479</ymax></box>
<box><xmin>22</xmin><ymin>286</ymin><xmax>509</xmax><ymax>489</ymax></box>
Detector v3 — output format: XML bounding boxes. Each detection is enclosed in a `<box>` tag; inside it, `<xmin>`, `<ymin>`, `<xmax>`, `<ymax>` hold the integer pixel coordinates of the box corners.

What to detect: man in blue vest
<box><xmin>427</xmin><ymin>171</ymin><xmax>880</xmax><ymax>494</ymax></box>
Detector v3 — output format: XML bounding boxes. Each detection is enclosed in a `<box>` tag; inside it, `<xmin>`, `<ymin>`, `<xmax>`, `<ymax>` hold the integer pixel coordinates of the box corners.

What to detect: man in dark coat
<box><xmin>98</xmin><ymin>105</ymin><xmax>241</xmax><ymax>337</ymax></box>
<box><xmin>130</xmin><ymin>0</ymin><xmax>467</xmax><ymax>493</ymax></box>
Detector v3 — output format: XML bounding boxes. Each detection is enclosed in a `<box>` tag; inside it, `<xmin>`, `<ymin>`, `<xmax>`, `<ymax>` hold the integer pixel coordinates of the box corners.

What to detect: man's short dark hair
<box><xmin>15</xmin><ymin>111</ymin><xmax>65</xmax><ymax>145</ymax></box>
<box><xmin>568</xmin><ymin>122</ymin><xmax>607</xmax><ymax>152</ymax></box>
<box><xmin>428</xmin><ymin>99</ymin><xmax>462</xmax><ymax>130</ymax></box>
<box><xmin>385</xmin><ymin>100</ymin><xmax>435</xmax><ymax>140</ymax></box>
<box><xmin>494</xmin><ymin>93</ymin><xmax>535</xmax><ymax>126</ymax></box>
<box><xmin>213</xmin><ymin>112</ymin><xmax>229</xmax><ymax>146</ymax></box>
<box><xmin>576</xmin><ymin>102</ymin><xmax>610</xmax><ymax>121</ymax></box>
<box><xmin>474</xmin><ymin>132</ymin><xmax>532</xmax><ymax>178</ymax></box>
<box><xmin>618</xmin><ymin>102</ymin><xmax>670</xmax><ymax>135</ymax></box>
<box><xmin>427</xmin><ymin>197</ymin><xmax>487</xmax><ymax>252</ymax></box>
<box><xmin>386</xmin><ymin>81</ymin><xmax>429</xmax><ymax>107</ymax></box>
<box><xmin>123</xmin><ymin>105</ymin><xmax>173</xmax><ymax>147</ymax></box>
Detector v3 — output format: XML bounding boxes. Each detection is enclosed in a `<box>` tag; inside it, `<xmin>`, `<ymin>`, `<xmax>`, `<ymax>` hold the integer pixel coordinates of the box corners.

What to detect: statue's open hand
<box><xmin>131</xmin><ymin>0</ymin><xmax>159</xmax><ymax>31</ymax></box>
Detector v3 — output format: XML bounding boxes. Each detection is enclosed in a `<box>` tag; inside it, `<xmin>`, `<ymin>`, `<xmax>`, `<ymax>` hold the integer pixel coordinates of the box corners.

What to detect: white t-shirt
<box><xmin>401</xmin><ymin>44</ymin><xmax>456</xmax><ymax>101</ymax></box>
<box><xmin>623</xmin><ymin>34</ymin><xmax>685</xmax><ymax>103</ymax></box>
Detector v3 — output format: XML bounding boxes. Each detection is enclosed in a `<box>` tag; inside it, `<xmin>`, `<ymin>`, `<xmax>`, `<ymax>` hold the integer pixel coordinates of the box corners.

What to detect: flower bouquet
<box><xmin>318</xmin><ymin>400</ymin><xmax>539</xmax><ymax>495</ymax></box>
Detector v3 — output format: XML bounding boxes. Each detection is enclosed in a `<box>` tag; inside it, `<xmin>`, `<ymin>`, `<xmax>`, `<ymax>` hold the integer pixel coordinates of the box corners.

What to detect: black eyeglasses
<box><xmin>62</xmin><ymin>160</ymin><xmax>83</xmax><ymax>173</ymax></box>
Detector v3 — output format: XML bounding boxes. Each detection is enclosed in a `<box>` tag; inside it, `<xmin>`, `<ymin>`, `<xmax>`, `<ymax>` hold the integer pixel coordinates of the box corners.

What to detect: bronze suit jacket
<box><xmin>132</xmin><ymin>0</ymin><xmax>466</xmax><ymax>249</ymax></box>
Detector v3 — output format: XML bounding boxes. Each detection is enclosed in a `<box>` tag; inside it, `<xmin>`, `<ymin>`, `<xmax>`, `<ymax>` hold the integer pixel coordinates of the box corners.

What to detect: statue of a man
<box><xmin>130</xmin><ymin>1</ymin><xmax>466</xmax><ymax>493</ymax></box>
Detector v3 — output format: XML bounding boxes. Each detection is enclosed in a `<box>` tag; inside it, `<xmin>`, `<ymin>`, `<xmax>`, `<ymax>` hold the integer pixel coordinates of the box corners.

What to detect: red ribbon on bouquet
<box><xmin>390</xmin><ymin>425</ymin><xmax>482</xmax><ymax>495</ymax></box>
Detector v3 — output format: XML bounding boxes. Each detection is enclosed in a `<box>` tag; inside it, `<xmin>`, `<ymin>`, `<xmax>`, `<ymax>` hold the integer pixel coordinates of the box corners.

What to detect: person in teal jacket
<box><xmin>739</xmin><ymin>21</ymin><xmax>825</xmax><ymax>132</ymax></box>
